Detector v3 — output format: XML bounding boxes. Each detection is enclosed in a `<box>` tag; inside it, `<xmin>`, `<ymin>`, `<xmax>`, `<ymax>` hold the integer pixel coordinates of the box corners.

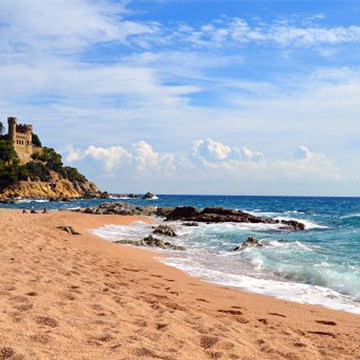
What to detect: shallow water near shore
<box><xmin>4</xmin><ymin>195</ymin><xmax>360</xmax><ymax>314</ymax></box>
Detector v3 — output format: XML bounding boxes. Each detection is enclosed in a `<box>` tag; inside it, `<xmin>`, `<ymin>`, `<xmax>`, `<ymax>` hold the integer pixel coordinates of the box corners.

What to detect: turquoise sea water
<box><xmin>4</xmin><ymin>195</ymin><xmax>360</xmax><ymax>313</ymax></box>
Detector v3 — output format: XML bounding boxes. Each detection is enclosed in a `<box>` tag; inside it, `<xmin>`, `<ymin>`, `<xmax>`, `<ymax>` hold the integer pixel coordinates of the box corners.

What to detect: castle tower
<box><xmin>25</xmin><ymin>124</ymin><xmax>33</xmax><ymax>153</ymax></box>
<box><xmin>7</xmin><ymin>117</ymin><xmax>17</xmax><ymax>146</ymax></box>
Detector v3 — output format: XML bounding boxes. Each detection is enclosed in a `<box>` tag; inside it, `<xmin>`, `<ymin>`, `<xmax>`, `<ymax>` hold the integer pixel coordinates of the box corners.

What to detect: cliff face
<box><xmin>0</xmin><ymin>133</ymin><xmax>102</xmax><ymax>199</ymax></box>
<box><xmin>0</xmin><ymin>171</ymin><xmax>101</xmax><ymax>199</ymax></box>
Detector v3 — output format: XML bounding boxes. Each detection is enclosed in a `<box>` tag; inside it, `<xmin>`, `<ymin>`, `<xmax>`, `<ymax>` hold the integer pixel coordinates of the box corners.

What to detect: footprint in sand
<box><xmin>0</xmin><ymin>347</ymin><xmax>20</xmax><ymax>360</ymax></box>
<box><xmin>315</xmin><ymin>320</ymin><xmax>337</xmax><ymax>326</ymax></box>
<box><xmin>156</xmin><ymin>323</ymin><xmax>168</xmax><ymax>331</ymax></box>
<box><xmin>268</xmin><ymin>312</ymin><xmax>286</xmax><ymax>318</ymax></box>
<box><xmin>308</xmin><ymin>330</ymin><xmax>336</xmax><ymax>338</ymax></box>
<box><xmin>218</xmin><ymin>309</ymin><xmax>243</xmax><ymax>316</ymax></box>
<box><xmin>14</xmin><ymin>304</ymin><xmax>33</xmax><ymax>312</ymax></box>
<box><xmin>36</xmin><ymin>316</ymin><xmax>58</xmax><ymax>328</ymax></box>
<box><xmin>31</xmin><ymin>333</ymin><xmax>51</xmax><ymax>344</ymax></box>
<box><xmin>200</xmin><ymin>335</ymin><xmax>219</xmax><ymax>349</ymax></box>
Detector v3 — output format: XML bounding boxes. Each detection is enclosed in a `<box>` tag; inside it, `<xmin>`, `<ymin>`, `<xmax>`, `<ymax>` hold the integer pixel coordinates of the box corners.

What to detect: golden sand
<box><xmin>0</xmin><ymin>210</ymin><xmax>359</xmax><ymax>359</ymax></box>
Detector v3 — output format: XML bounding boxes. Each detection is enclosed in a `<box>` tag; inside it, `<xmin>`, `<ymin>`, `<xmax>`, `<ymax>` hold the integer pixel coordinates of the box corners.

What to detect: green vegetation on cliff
<box><xmin>0</xmin><ymin>129</ymin><xmax>86</xmax><ymax>186</ymax></box>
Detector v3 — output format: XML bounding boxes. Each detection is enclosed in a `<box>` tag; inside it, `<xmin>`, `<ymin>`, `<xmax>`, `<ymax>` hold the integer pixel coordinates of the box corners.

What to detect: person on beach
<box><xmin>43</xmin><ymin>207</ymin><xmax>48</xmax><ymax>214</ymax></box>
<box><xmin>30</xmin><ymin>206</ymin><xmax>37</xmax><ymax>214</ymax></box>
<box><xmin>22</xmin><ymin>209</ymin><xmax>27</xmax><ymax>214</ymax></box>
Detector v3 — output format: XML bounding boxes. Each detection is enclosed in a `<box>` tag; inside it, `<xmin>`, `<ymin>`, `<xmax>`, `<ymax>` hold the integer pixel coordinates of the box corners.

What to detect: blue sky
<box><xmin>1</xmin><ymin>0</ymin><xmax>360</xmax><ymax>195</ymax></box>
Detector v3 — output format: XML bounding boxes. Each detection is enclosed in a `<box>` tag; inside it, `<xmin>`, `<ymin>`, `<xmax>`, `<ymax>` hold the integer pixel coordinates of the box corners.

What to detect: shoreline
<box><xmin>0</xmin><ymin>209</ymin><xmax>359</xmax><ymax>359</ymax></box>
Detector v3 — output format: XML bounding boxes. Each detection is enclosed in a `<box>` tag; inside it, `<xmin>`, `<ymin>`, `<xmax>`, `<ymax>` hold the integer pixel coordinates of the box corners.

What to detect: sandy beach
<box><xmin>0</xmin><ymin>210</ymin><xmax>359</xmax><ymax>360</ymax></box>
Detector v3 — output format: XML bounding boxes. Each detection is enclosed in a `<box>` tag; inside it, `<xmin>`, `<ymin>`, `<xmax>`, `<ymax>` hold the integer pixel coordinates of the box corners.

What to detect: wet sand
<box><xmin>0</xmin><ymin>210</ymin><xmax>359</xmax><ymax>359</ymax></box>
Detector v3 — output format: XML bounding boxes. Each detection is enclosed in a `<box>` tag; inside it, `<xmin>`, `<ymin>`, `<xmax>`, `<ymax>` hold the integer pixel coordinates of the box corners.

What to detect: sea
<box><xmin>3</xmin><ymin>195</ymin><xmax>360</xmax><ymax>314</ymax></box>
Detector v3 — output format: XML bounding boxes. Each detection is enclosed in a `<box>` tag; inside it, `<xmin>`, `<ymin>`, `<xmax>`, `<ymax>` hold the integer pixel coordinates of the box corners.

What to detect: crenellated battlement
<box><xmin>16</xmin><ymin>124</ymin><xmax>33</xmax><ymax>133</ymax></box>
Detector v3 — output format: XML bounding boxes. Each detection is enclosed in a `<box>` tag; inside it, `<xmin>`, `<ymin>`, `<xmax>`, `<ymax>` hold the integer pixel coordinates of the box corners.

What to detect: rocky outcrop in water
<box><xmin>182</xmin><ymin>222</ymin><xmax>199</xmax><ymax>227</ymax></box>
<box><xmin>115</xmin><ymin>235</ymin><xmax>185</xmax><ymax>251</ymax></box>
<box><xmin>165</xmin><ymin>206</ymin><xmax>305</xmax><ymax>231</ymax></box>
<box><xmin>233</xmin><ymin>237</ymin><xmax>262</xmax><ymax>251</ymax></box>
<box><xmin>153</xmin><ymin>225</ymin><xmax>177</xmax><ymax>237</ymax></box>
<box><xmin>80</xmin><ymin>202</ymin><xmax>305</xmax><ymax>231</ymax></box>
<box><xmin>142</xmin><ymin>192</ymin><xmax>157</xmax><ymax>199</ymax></box>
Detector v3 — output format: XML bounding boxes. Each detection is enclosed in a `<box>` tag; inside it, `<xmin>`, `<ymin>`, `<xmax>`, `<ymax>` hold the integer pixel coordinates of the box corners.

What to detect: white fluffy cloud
<box><xmin>192</xmin><ymin>138</ymin><xmax>265</xmax><ymax>164</ymax></box>
<box><xmin>67</xmin><ymin>141</ymin><xmax>176</xmax><ymax>176</ymax></box>
<box><xmin>294</xmin><ymin>146</ymin><xmax>326</xmax><ymax>162</ymax></box>
<box><xmin>66</xmin><ymin>139</ymin><xmax>340</xmax><ymax>194</ymax></box>
<box><xmin>67</xmin><ymin>145</ymin><xmax>130</xmax><ymax>172</ymax></box>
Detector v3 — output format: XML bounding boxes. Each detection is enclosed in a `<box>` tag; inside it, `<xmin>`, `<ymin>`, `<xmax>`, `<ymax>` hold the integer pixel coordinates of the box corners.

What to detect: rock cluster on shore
<box><xmin>115</xmin><ymin>235</ymin><xmax>185</xmax><ymax>251</ymax></box>
<box><xmin>80</xmin><ymin>202</ymin><xmax>306</xmax><ymax>231</ymax></box>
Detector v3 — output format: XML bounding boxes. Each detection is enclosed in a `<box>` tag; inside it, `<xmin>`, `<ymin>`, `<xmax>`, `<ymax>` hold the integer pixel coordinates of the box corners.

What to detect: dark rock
<box><xmin>182</xmin><ymin>222</ymin><xmax>199</xmax><ymax>227</ymax></box>
<box><xmin>77</xmin><ymin>202</ymin><xmax>305</xmax><ymax>232</ymax></box>
<box><xmin>83</xmin><ymin>190</ymin><xmax>99</xmax><ymax>199</ymax></box>
<box><xmin>280</xmin><ymin>219</ymin><xmax>305</xmax><ymax>231</ymax></box>
<box><xmin>60</xmin><ymin>197</ymin><xmax>73</xmax><ymax>203</ymax></box>
<box><xmin>83</xmin><ymin>207</ymin><xmax>95</xmax><ymax>214</ymax></box>
<box><xmin>115</xmin><ymin>235</ymin><xmax>185</xmax><ymax>251</ymax></box>
<box><xmin>100</xmin><ymin>191</ymin><xmax>110</xmax><ymax>199</ymax></box>
<box><xmin>57</xmin><ymin>226</ymin><xmax>80</xmax><ymax>235</ymax></box>
<box><xmin>165</xmin><ymin>206</ymin><xmax>304</xmax><ymax>231</ymax></box>
<box><xmin>156</xmin><ymin>207</ymin><xmax>174</xmax><ymax>218</ymax></box>
<box><xmin>114</xmin><ymin>239</ymin><xmax>141</xmax><ymax>246</ymax></box>
<box><xmin>153</xmin><ymin>225</ymin><xmax>177</xmax><ymax>237</ymax></box>
<box><xmin>142</xmin><ymin>192</ymin><xmax>156</xmax><ymax>199</ymax></box>
<box><xmin>233</xmin><ymin>236</ymin><xmax>263</xmax><ymax>251</ymax></box>
<box><xmin>166</xmin><ymin>206</ymin><xmax>200</xmax><ymax>220</ymax></box>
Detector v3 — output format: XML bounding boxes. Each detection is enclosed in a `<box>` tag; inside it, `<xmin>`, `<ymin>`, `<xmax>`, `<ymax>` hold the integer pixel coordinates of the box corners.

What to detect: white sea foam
<box><xmin>274</xmin><ymin>216</ymin><xmax>328</xmax><ymax>230</ymax></box>
<box><xmin>16</xmin><ymin>199</ymin><xmax>49</xmax><ymax>203</ymax></box>
<box><xmin>266</xmin><ymin>240</ymin><xmax>316</xmax><ymax>251</ymax></box>
<box><xmin>109</xmin><ymin>196</ymin><xmax>132</xmax><ymax>200</ymax></box>
<box><xmin>162</xmin><ymin>258</ymin><xmax>360</xmax><ymax>315</ymax></box>
<box><xmin>91</xmin><ymin>219</ymin><xmax>360</xmax><ymax>315</ymax></box>
<box><xmin>146</xmin><ymin>195</ymin><xmax>159</xmax><ymax>200</ymax></box>
<box><xmin>92</xmin><ymin>221</ymin><xmax>155</xmax><ymax>242</ymax></box>
<box><xmin>341</xmin><ymin>213</ymin><xmax>360</xmax><ymax>219</ymax></box>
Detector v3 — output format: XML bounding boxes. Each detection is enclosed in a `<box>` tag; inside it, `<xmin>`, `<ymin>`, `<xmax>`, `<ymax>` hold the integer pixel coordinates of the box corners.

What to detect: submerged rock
<box><xmin>153</xmin><ymin>225</ymin><xmax>177</xmax><ymax>237</ymax></box>
<box><xmin>233</xmin><ymin>237</ymin><xmax>262</xmax><ymax>251</ymax></box>
<box><xmin>182</xmin><ymin>222</ymin><xmax>199</xmax><ymax>227</ymax></box>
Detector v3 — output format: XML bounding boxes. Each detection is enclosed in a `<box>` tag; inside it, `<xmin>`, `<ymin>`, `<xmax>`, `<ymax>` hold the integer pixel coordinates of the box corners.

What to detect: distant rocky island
<box><xmin>0</xmin><ymin>117</ymin><xmax>102</xmax><ymax>200</ymax></box>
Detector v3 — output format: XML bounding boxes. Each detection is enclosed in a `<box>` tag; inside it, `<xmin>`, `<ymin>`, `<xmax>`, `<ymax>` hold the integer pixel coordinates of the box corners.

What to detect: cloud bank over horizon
<box><xmin>65</xmin><ymin>138</ymin><xmax>341</xmax><ymax>195</ymax></box>
<box><xmin>0</xmin><ymin>0</ymin><xmax>359</xmax><ymax>195</ymax></box>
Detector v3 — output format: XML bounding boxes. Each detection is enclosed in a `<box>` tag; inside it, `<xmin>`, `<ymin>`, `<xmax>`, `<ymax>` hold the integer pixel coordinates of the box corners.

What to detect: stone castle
<box><xmin>7</xmin><ymin>117</ymin><xmax>42</xmax><ymax>164</ymax></box>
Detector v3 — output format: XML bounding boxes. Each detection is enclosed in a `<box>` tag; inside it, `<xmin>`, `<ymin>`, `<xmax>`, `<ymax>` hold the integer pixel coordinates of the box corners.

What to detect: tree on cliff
<box><xmin>32</xmin><ymin>133</ymin><xmax>42</xmax><ymax>147</ymax></box>
<box><xmin>0</xmin><ymin>140</ymin><xmax>17</xmax><ymax>163</ymax></box>
<box><xmin>0</xmin><ymin>122</ymin><xmax>4</xmax><ymax>136</ymax></box>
